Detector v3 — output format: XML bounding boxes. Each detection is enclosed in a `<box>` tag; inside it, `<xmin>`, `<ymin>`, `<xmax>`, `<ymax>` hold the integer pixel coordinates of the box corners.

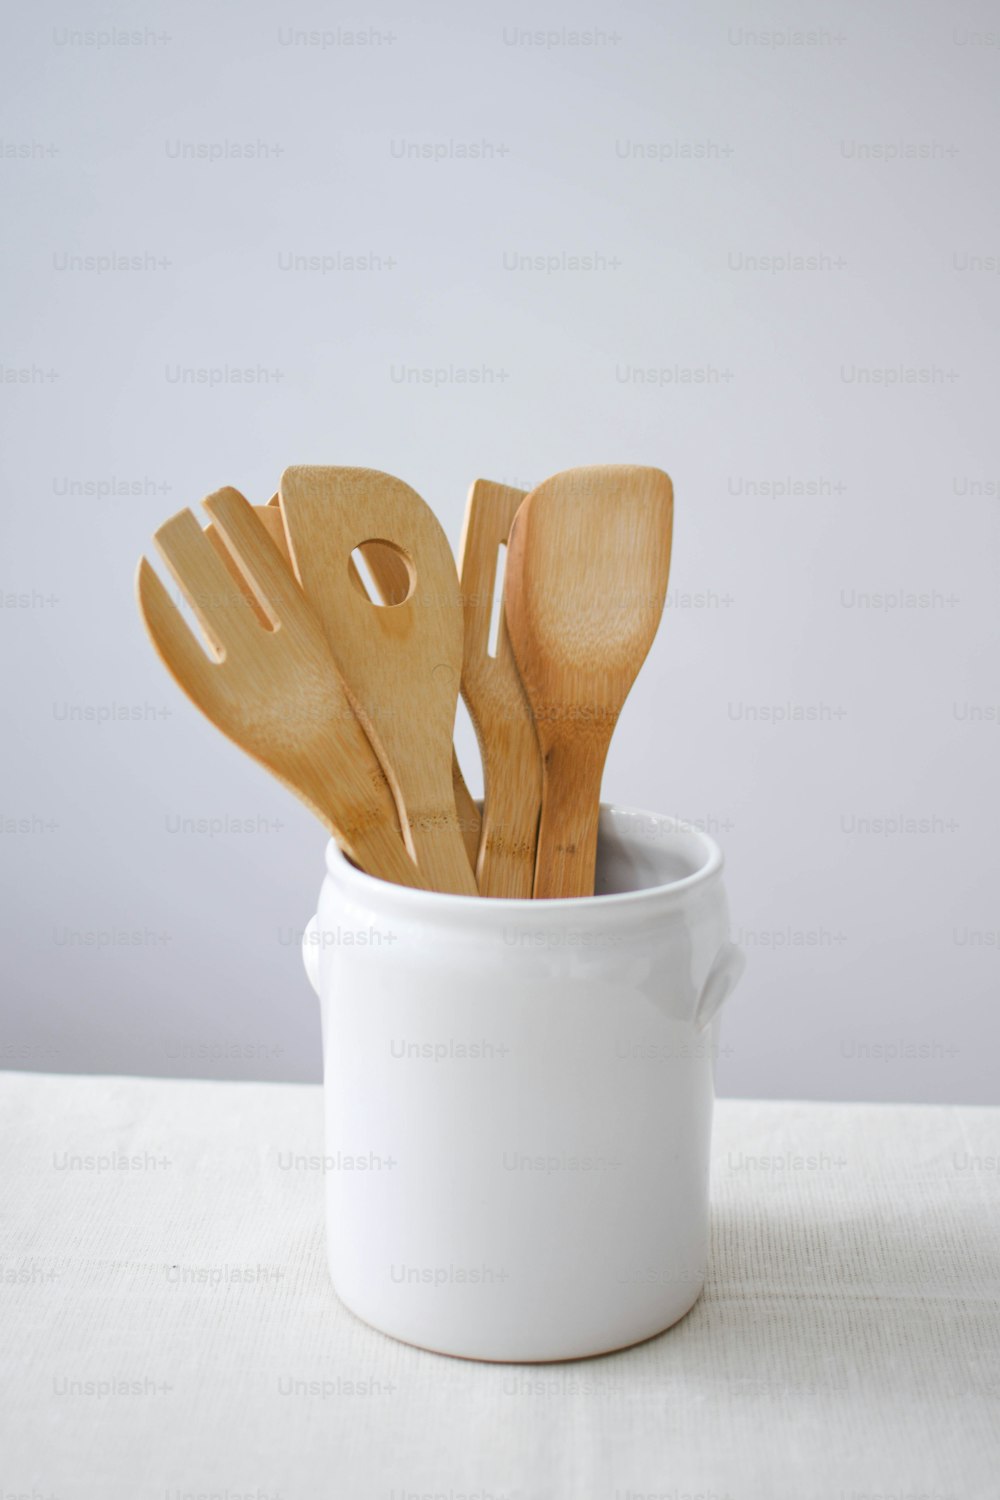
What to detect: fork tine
<box><xmin>205</xmin><ymin>502</ymin><xmax>294</xmax><ymax>628</ymax></box>
<box><xmin>204</xmin><ymin>521</ymin><xmax>273</xmax><ymax>628</ymax></box>
<box><xmin>136</xmin><ymin>558</ymin><xmax>219</xmax><ymax>703</ymax></box>
<box><xmin>153</xmin><ymin>506</ymin><xmax>259</xmax><ymax>656</ymax></box>
<box><xmin>202</xmin><ymin>487</ymin><xmax>304</xmax><ymax>623</ymax></box>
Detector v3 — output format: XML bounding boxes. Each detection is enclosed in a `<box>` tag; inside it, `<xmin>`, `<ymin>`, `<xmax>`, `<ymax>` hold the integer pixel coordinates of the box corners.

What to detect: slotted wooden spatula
<box><xmin>279</xmin><ymin>466</ymin><xmax>478</xmax><ymax>896</ymax></box>
<box><xmin>458</xmin><ymin>479</ymin><xmax>541</xmax><ymax>898</ymax></box>
<box><xmin>504</xmin><ymin>465</ymin><xmax>673</xmax><ymax>899</ymax></box>
<box><xmin>137</xmin><ymin>487</ymin><xmax>421</xmax><ymax>888</ymax></box>
<box><xmin>261</xmin><ymin>495</ymin><xmax>482</xmax><ymax>870</ymax></box>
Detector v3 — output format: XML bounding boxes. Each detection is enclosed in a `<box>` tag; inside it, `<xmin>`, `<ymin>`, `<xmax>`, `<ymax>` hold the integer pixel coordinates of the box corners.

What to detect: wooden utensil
<box><xmin>262</xmin><ymin>495</ymin><xmax>482</xmax><ymax>869</ymax></box>
<box><xmin>504</xmin><ymin>465</ymin><xmax>673</xmax><ymax>899</ymax></box>
<box><xmin>457</xmin><ymin>479</ymin><xmax>541</xmax><ymax>897</ymax></box>
<box><xmin>137</xmin><ymin>486</ymin><xmax>421</xmax><ymax>888</ymax></box>
<box><xmin>278</xmin><ymin>466</ymin><xmax>478</xmax><ymax>896</ymax></box>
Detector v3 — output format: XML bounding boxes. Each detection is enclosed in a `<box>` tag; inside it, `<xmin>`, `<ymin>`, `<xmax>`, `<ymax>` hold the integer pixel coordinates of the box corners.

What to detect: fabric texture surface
<box><xmin>1</xmin><ymin>1070</ymin><xmax>997</xmax><ymax>1499</ymax></box>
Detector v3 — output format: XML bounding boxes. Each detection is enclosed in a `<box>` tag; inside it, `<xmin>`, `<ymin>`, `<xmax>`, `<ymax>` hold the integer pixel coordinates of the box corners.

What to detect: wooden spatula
<box><xmin>136</xmin><ymin>486</ymin><xmax>421</xmax><ymax>888</ymax></box>
<box><xmin>278</xmin><ymin>466</ymin><xmax>478</xmax><ymax>896</ymax></box>
<box><xmin>504</xmin><ymin>465</ymin><xmax>673</xmax><ymax>899</ymax></box>
<box><xmin>458</xmin><ymin>479</ymin><xmax>541</xmax><ymax>898</ymax></box>
<box><xmin>261</xmin><ymin>495</ymin><xmax>482</xmax><ymax>870</ymax></box>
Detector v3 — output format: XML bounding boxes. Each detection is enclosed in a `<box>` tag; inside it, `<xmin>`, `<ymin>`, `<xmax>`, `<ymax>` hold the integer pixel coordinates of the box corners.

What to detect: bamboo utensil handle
<box><xmin>458</xmin><ymin>480</ymin><xmax>541</xmax><ymax>898</ymax></box>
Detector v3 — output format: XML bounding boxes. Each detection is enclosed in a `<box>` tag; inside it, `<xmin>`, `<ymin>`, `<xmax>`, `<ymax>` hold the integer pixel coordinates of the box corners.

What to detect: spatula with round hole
<box><xmin>503</xmin><ymin>464</ymin><xmax>673</xmax><ymax>899</ymax></box>
<box><xmin>217</xmin><ymin>497</ymin><xmax>482</xmax><ymax>871</ymax></box>
<box><xmin>278</xmin><ymin>466</ymin><xmax>478</xmax><ymax>896</ymax></box>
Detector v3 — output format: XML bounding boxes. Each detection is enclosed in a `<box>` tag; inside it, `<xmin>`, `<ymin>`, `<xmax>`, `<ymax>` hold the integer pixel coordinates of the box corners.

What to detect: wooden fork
<box><xmin>136</xmin><ymin>486</ymin><xmax>421</xmax><ymax>888</ymax></box>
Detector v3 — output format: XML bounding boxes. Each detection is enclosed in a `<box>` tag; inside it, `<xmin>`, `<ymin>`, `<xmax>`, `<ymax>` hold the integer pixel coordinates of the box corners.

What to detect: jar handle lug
<box><xmin>302</xmin><ymin>915</ymin><xmax>321</xmax><ymax>998</ymax></box>
<box><xmin>693</xmin><ymin>940</ymin><xmax>745</xmax><ymax>1032</ymax></box>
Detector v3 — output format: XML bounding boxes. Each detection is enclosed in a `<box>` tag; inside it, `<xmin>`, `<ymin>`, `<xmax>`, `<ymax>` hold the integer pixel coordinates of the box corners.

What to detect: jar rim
<box><xmin>324</xmin><ymin>802</ymin><xmax>726</xmax><ymax>915</ymax></box>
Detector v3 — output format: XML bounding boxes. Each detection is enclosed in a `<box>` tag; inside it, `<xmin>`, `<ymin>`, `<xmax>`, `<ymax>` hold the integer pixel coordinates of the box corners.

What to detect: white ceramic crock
<box><xmin>302</xmin><ymin>803</ymin><xmax>745</xmax><ymax>1362</ymax></box>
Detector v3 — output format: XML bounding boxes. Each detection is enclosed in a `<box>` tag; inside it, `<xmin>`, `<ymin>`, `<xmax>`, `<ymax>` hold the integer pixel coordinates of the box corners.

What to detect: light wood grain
<box><xmin>504</xmin><ymin>465</ymin><xmax>673</xmax><ymax>899</ymax></box>
<box><xmin>262</xmin><ymin>492</ymin><xmax>479</xmax><ymax>870</ymax></box>
<box><xmin>136</xmin><ymin>487</ymin><xmax>420</xmax><ymax>888</ymax></box>
<box><xmin>279</xmin><ymin>466</ymin><xmax>477</xmax><ymax>896</ymax></box>
<box><xmin>457</xmin><ymin>479</ymin><xmax>541</xmax><ymax>898</ymax></box>
<box><xmin>261</xmin><ymin>496</ymin><xmax>482</xmax><ymax>869</ymax></box>
<box><xmin>448</xmin><ymin>752</ymin><xmax>483</xmax><ymax>869</ymax></box>
<box><xmin>204</xmin><ymin>504</ymin><xmax>289</xmax><ymax>627</ymax></box>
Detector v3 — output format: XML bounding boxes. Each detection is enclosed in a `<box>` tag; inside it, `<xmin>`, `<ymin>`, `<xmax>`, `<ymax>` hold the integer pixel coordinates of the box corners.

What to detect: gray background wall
<box><xmin>2</xmin><ymin>0</ymin><xmax>997</xmax><ymax>1104</ymax></box>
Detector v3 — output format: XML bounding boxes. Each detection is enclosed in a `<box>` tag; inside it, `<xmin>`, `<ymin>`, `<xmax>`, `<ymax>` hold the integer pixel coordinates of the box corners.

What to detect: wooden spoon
<box><xmin>279</xmin><ymin>466</ymin><xmax>478</xmax><ymax>896</ymax></box>
<box><xmin>137</xmin><ymin>487</ymin><xmax>421</xmax><ymax>887</ymax></box>
<box><xmin>457</xmin><ymin>479</ymin><xmax>541</xmax><ymax>897</ymax></box>
<box><xmin>504</xmin><ymin>465</ymin><xmax>673</xmax><ymax>899</ymax></box>
<box><xmin>262</xmin><ymin>495</ymin><xmax>481</xmax><ymax>869</ymax></box>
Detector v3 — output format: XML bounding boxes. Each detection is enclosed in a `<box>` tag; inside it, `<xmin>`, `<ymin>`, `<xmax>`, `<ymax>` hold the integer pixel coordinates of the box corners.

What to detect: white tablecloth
<box><xmin>1</xmin><ymin>1071</ymin><xmax>998</xmax><ymax>1499</ymax></box>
